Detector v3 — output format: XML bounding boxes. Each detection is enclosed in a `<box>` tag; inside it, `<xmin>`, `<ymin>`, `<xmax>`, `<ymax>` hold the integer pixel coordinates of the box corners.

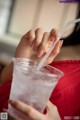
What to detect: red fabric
<box><xmin>50</xmin><ymin>60</ymin><xmax>80</xmax><ymax>119</ymax></box>
<box><xmin>0</xmin><ymin>60</ymin><xmax>80</xmax><ymax>119</ymax></box>
<box><xmin>0</xmin><ymin>81</ymin><xmax>11</xmax><ymax>112</ymax></box>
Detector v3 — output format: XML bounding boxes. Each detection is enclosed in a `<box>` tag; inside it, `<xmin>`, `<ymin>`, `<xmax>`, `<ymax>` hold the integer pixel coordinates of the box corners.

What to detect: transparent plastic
<box><xmin>8</xmin><ymin>58</ymin><xmax>64</xmax><ymax>120</ymax></box>
<box><xmin>36</xmin><ymin>18</ymin><xmax>80</xmax><ymax>70</ymax></box>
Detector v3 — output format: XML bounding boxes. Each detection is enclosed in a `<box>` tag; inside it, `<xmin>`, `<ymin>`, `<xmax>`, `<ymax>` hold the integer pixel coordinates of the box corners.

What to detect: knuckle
<box><xmin>21</xmin><ymin>33</ymin><xmax>28</xmax><ymax>41</ymax></box>
<box><xmin>40</xmin><ymin>43</ymin><xmax>45</xmax><ymax>49</ymax></box>
<box><xmin>27</xmin><ymin>107</ymin><xmax>33</xmax><ymax>116</ymax></box>
<box><xmin>43</xmin><ymin>32</ymin><xmax>49</xmax><ymax>37</ymax></box>
<box><xmin>41</xmin><ymin>45</ymin><xmax>47</xmax><ymax>52</ymax></box>
<box><xmin>21</xmin><ymin>35</ymin><xmax>25</xmax><ymax>40</ymax></box>
<box><xmin>34</xmin><ymin>40</ymin><xmax>41</xmax><ymax>46</ymax></box>
<box><xmin>35</xmin><ymin>27</ymin><xmax>44</xmax><ymax>34</ymax></box>
<box><xmin>29</xmin><ymin>30</ymin><xmax>35</xmax><ymax>40</ymax></box>
<box><xmin>29</xmin><ymin>35</ymin><xmax>34</xmax><ymax>41</ymax></box>
<box><xmin>51</xmin><ymin>28</ymin><xmax>60</xmax><ymax>38</ymax></box>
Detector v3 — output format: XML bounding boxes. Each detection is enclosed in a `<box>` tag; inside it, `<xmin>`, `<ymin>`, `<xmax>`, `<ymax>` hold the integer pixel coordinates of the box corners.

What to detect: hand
<box><xmin>15</xmin><ymin>28</ymin><xmax>63</xmax><ymax>64</ymax></box>
<box><xmin>0</xmin><ymin>28</ymin><xmax>63</xmax><ymax>84</ymax></box>
<box><xmin>5</xmin><ymin>100</ymin><xmax>61</xmax><ymax>120</ymax></box>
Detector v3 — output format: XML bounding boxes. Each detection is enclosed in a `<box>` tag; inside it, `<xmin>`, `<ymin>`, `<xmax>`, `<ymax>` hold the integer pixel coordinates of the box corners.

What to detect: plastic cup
<box><xmin>8</xmin><ymin>58</ymin><xmax>64</xmax><ymax>120</ymax></box>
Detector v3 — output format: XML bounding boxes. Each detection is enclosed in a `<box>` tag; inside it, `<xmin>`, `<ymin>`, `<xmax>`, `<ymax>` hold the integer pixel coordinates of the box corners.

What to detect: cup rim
<box><xmin>12</xmin><ymin>58</ymin><xmax>64</xmax><ymax>78</ymax></box>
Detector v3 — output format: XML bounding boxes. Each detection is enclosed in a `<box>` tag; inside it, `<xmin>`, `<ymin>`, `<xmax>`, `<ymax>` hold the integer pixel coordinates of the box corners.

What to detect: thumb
<box><xmin>45</xmin><ymin>101</ymin><xmax>61</xmax><ymax>120</ymax></box>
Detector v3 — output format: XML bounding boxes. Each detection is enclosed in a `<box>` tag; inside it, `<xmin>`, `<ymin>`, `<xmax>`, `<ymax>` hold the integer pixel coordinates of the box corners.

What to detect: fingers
<box><xmin>37</xmin><ymin>28</ymin><xmax>60</xmax><ymax>58</ymax></box>
<box><xmin>8</xmin><ymin>100</ymin><xmax>61</xmax><ymax>120</ymax></box>
<box><xmin>21</xmin><ymin>28</ymin><xmax>45</xmax><ymax>51</ymax></box>
<box><xmin>46</xmin><ymin>100</ymin><xmax>57</xmax><ymax>111</ymax></box>
<box><xmin>37</xmin><ymin>32</ymin><xmax>50</xmax><ymax>57</ymax></box>
<box><xmin>21</xmin><ymin>30</ymin><xmax>35</xmax><ymax>46</ymax></box>
<box><xmin>33</xmin><ymin>28</ymin><xmax>44</xmax><ymax>51</ymax></box>
<box><xmin>49</xmin><ymin>29</ymin><xmax>60</xmax><ymax>42</ymax></box>
<box><xmin>9</xmin><ymin>100</ymin><xmax>45</xmax><ymax>120</ymax></box>
<box><xmin>28</xmin><ymin>30</ymin><xmax>35</xmax><ymax>47</ymax></box>
<box><xmin>46</xmin><ymin>101</ymin><xmax>61</xmax><ymax>120</ymax></box>
<box><xmin>45</xmin><ymin>40</ymin><xmax>63</xmax><ymax>64</ymax></box>
<box><xmin>21</xmin><ymin>28</ymin><xmax>62</xmax><ymax>60</ymax></box>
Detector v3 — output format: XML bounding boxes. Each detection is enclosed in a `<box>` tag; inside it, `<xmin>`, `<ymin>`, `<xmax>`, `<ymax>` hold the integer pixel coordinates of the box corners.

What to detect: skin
<box><xmin>5</xmin><ymin>100</ymin><xmax>61</xmax><ymax>120</ymax></box>
<box><xmin>0</xmin><ymin>28</ymin><xmax>62</xmax><ymax>84</ymax></box>
<box><xmin>1</xmin><ymin>28</ymin><xmax>63</xmax><ymax>120</ymax></box>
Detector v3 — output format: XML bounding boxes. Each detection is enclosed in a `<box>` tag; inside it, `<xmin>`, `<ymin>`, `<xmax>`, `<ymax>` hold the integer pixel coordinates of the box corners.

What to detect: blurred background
<box><xmin>0</xmin><ymin>0</ymin><xmax>78</xmax><ymax>65</ymax></box>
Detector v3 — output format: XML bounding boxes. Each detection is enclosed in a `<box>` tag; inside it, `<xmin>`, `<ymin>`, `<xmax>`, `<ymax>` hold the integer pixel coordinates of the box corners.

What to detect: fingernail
<box><xmin>9</xmin><ymin>99</ymin><xmax>14</xmax><ymax>105</ymax></box>
<box><xmin>38</xmin><ymin>50</ymin><xmax>44</xmax><ymax>58</ymax></box>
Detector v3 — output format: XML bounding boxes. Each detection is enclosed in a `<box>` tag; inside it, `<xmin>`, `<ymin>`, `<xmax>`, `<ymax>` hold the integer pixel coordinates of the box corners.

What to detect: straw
<box><xmin>36</xmin><ymin>18</ymin><xmax>80</xmax><ymax>70</ymax></box>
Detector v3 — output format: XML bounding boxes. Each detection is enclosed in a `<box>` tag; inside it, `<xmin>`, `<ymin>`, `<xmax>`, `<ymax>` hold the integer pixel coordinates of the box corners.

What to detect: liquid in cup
<box><xmin>8</xmin><ymin>58</ymin><xmax>63</xmax><ymax>120</ymax></box>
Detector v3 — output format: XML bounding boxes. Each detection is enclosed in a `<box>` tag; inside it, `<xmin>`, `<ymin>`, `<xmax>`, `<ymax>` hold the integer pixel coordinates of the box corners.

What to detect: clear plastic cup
<box><xmin>8</xmin><ymin>58</ymin><xmax>64</xmax><ymax>120</ymax></box>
